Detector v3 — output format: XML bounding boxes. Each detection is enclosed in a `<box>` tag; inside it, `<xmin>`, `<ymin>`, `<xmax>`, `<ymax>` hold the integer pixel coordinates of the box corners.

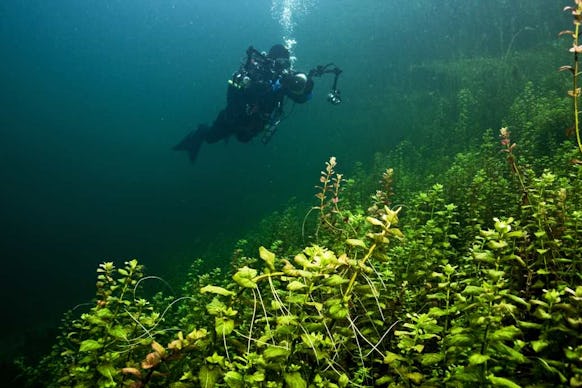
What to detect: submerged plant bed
<box><xmin>22</xmin><ymin>142</ymin><xmax>582</xmax><ymax>387</ymax></box>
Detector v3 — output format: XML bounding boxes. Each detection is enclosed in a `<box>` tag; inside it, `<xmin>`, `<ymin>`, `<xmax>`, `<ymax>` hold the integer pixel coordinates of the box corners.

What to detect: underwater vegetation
<box><xmin>20</xmin><ymin>122</ymin><xmax>582</xmax><ymax>387</ymax></box>
<box><xmin>17</xmin><ymin>3</ymin><xmax>582</xmax><ymax>388</ymax></box>
<box><xmin>20</xmin><ymin>130</ymin><xmax>582</xmax><ymax>387</ymax></box>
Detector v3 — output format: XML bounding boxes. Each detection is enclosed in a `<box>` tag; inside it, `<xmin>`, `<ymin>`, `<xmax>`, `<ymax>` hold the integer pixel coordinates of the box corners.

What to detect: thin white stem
<box><xmin>248</xmin><ymin>289</ymin><xmax>258</xmax><ymax>353</ymax></box>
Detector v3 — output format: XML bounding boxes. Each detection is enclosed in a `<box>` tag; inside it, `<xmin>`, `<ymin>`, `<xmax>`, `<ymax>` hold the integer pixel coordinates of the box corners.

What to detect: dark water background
<box><xmin>0</xmin><ymin>0</ymin><xmax>563</xmax><ymax>364</ymax></box>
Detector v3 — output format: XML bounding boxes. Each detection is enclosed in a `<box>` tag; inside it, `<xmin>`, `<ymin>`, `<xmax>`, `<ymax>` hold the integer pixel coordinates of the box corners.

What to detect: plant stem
<box><xmin>574</xmin><ymin>20</ymin><xmax>582</xmax><ymax>153</ymax></box>
<box><xmin>343</xmin><ymin>233</ymin><xmax>383</xmax><ymax>302</ymax></box>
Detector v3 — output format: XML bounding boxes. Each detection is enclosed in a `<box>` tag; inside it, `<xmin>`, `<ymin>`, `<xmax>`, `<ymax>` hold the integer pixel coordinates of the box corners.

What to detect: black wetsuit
<box><xmin>174</xmin><ymin>48</ymin><xmax>314</xmax><ymax>163</ymax></box>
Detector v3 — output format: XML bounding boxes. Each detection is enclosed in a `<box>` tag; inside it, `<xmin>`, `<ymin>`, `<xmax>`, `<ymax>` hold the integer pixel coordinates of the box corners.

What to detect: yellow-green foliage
<box><xmin>24</xmin><ymin>141</ymin><xmax>582</xmax><ymax>387</ymax></box>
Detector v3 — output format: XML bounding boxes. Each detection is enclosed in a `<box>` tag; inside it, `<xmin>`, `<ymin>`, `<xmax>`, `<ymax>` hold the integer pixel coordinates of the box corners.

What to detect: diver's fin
<box><xmin>173</xmin><ymin>125</ymin><xmax>208</xmax><ymax>163</ymax></box>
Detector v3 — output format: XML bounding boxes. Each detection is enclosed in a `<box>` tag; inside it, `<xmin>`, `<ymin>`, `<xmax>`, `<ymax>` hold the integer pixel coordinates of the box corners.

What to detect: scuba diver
<box><xmin>173</xmin><ymin>43</ymin><xmax>342</xmax><ymax>163</ymax></box>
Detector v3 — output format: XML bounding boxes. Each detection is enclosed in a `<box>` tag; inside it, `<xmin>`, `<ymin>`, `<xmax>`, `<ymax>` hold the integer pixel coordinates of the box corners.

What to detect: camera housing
<box><xmin>327</xmin><ymin>89</ymin><xmax>342</xmax><ymax>105</ymax></box>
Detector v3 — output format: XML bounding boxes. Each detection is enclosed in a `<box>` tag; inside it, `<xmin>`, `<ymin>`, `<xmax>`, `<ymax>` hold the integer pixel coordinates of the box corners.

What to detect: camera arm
<box><xmin>308</xmin><ymin>63</ymin><xmax>343</xmax><ymax>105</ymax></box>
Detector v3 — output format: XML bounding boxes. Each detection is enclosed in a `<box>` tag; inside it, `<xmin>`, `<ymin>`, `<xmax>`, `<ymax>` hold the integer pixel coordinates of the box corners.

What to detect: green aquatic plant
<box><xmin>452</xmin><ymin>88</ymin><xmax>478</xmax><ymax>148</ymax></box>
<box><xmin>396</xmin><ymin>183</ymin><xmax>461</xmax><ymax>303</ymax></box>
<box><xmin>499</xmin><ymin>126</ymin><xmax>528</xmax><ymax>201</ymax></box>
<box><xmin>302</xmin><ymin>156</ymin><xmax>344</xmax><ymax>241</ymax></box>
<box><xmin>367</xmin><ymin>167</ymin><xmax>394</xmax><ymax>217</ymax></box>
<box><xmin>505</xmin><ymin>82</ymin><xmax>570</xmax><ymax>168</ymax></box>
<box><xmin>445</xmin><ymin>218</ymin><xmax>529</xmax><ymax>386</ymax></box>
<box><xmin>196</xmin><ymin>199</ymin><xmax>404</xmax><ymax>386</ymax></box>
<box><xmin>302</xmin><ymin>156</ymin><xmax>363</xmax><ymax>249</ymax></box>
<box><xmin>22</xmin><ymin>136</ymin><xmax>582</xmax><ymax>388</ymax></box>
<box><xmin>53</xmin><ymin>260</ymin><xmax>154</xmax><ymax>387</ymax></box>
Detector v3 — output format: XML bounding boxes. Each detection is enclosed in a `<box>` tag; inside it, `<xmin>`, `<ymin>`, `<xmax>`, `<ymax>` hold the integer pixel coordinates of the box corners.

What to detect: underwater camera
<box><xmin>327</xmin><ymin>89</ymin><xmax>342</xmax><ymax>105</ymax></box>
<box><xmin>309</xmin><ymin>63</ymin><xmax>343</xmax><ymax>105</ymax></box>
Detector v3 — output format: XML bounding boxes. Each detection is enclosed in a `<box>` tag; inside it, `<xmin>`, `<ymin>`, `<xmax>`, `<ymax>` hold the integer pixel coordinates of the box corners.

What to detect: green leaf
<box><xmin>224</xmin><ymin>371</ymin><xmax>243</xmax><ymax>388</ymax></box>
<box><xmin>286</xmin><ymin>293</ymin><xmax>307</xmax><ymax>304</ymax></box>
<box><xmin>232</xmin><ymin>266</ymin><xmax>257</xmax><ymax>288</ymax></box>
<box><xmin>199</xmin><ymin>365</ymin><xmax>221</xmax><ymax>388</ymax></box>
<box><xmin>248</xmin><ymin>370</ymin><xmax>265</xmax><ymax>383</ymax></box>
<box><xmin>179</xmin><ymin>370</ymin><xmax>195</xmax><ymax>382</ymax></box>
<box><xmin>305</xmin><ymin>301</ymin><xmax>323</xmax><ymax>312</ymax></box>
<box><xmin>506</xmin><ymin>230</ymin><xmax>525</xmax><ymax>239</ymax></box>
<box><xmin>259</xmin><ymin>246</ymin><xmax>276</xmax><ymax>271</ymax></box>
<box><xmin>108</xmin><ymin>325</ymin><xmax>127</xmax><ymax>340</ymax></box>
<box><xmin>327</xmin><ymin>300</ymin><xmax>348</xmax><ymax>319</ymax></box>
<box><xmin>452</xmin><ymin>368</ymin><xmax>481</xmax><ymax>382</ymax></box>
<box><xmin>495</xmin><ymin>342</ymin><xmax>527</xmax><ymax>363</ymax></box>
<box><xmin>412</xmin><ymin>344</ymin><xmax>425</xmax><ymax>353</ymax></box>
<box><xmin>325</xmin><ymin>274</ymin><xmax>349</xmax><ymax>286</ymax></box>
<box><xmin>215</xmin><ymin>317</ymin><xmax>234</xmax><ymax>336</ymax></box>
<box><xmin>473</xmin><ymin>251</ymin><xmax>495</xmax><ymax>263</ymax></box>
<box><xmin>428</xmin><ymin>306</ymin><xmax>449</xmax><ymax>316</ymax></box>
<box><xmin>338</xmin><ymin>373</ymin><xmax>349</xmax><ymax>387</ymax></box>
<box><xmin>283</xmin><ymin>372</ymin><xmax>307</xmax><ymax>388</ymax></box>
<box><xmin>405</xmin><ymin>372</ymin><xmax>424</xmax><ymax>384</ymax></box>
<box><xmin>97</xmin><ymin>363</ymin><xmax>117</xmax><ymax>380</ymax></box>
<box><xmin>294</xmin><ymin>253</ymin><xmax>316</xmax><ymax>268</ymax></box>
<box><xmin>186</xmin><ymin>328</ymin><xmax>208</xmax><ymax>341</ymax></box>
<box><xmin>469</xmin><ymin>353</ymin><xmax>490</xmax><ymax>365</ymax></box>
<box><xmin>532</xmin><ymin>340</ymin><xmax>549</xmax><ymax>353</ymax></box>
<box><xmin>484</xmin><ymin>269</ymin><xmax>505</xmax><ymax>281</ymax></box>
<box><xmin>301</xmin><ymin>332</ymin><xmax>323</xmax><ymax>348</ymax></box>
<box><xmin>346</xmin><ymin>238</ymin><xmax>367</xmax><ymax>248</ymax></box>
<box><xmin>79</xmin><ymin>339</ymin><xmax>102</xmax><ymax>352</ymax></box>
<box><xmin>263</xmin><ymin>345</ymin><xmax>290</xmax><ymax>360</ymax></box>
<box><xmin>505</xmin><ymin>294</ymin><xmax>530</xmax><ymax>308</ymax></box>
<box><xmin>463</xmin><ymin>285</ymin><xmax>485</xmax><ymax>295</ymax></box>
<box><xmin>517</xmin><ymin>320</ymin><xmax>542</xmax><ymax>330</ymax></box>
<box><xmin>375</xmin><ymin>376</ymin><xmax>394</xmax><ymax>385</ymax></box>
<box><xmin>96</xmin><ymin>308</ymin><xmax>113</xmax><ymax>319</ymax></box>
<box><xmin>565</xmin><ymin>347</ymin><xmax>582</xmax><ymax>360</ymax></box>
<box><xmin>206</xmin><ymin>298</ymin><xmax>226</xmax><ymax>315</ymax></box>
<box><xmin>277</xmin><ymin>314</ymin><xmax>298</xmax><ymax>326</ymax></box>
<box><xmin>486</xmin><ymin>373</ymin><xmax>521</xmax><ymax>388</ymax></box>
<box><xmin>420</xmin><ymin>352</ymin><xmax>444</xmax><ymax>366</ymax></box>
<box><xmin>443</xmin><ymin>264</ymin><xmax>456</xmax><ymax>275</ymax></box>
<box><xmin>536</xmin><ymin>357</ymin><xmax>567</xmax><ymax>382</ymax></box>
<box><xmin>533</xmin><ymin>307</ymin><xmax>552</xmax><ymax>320</ymax></box>
<box><xmin>447</xmin><ymin>333</ymin><xmax>473</xmax><ymax>346</ymax></box>
<box><xmin>506</xmin><ymin>254</ymin><xmax>526</xmax><ymax>267</ymax></box>
<box><xmin>127</xmin><ymin>259</ymin><xmax>139</xmax><ymax>270</ymax></box>
<box><xmin>200</xmin><ymin>285</ymin><xmax>235</xmax><ymax>296</ymax></box>
<box><xmin>570</xmin><ymin>375</ymin><xmax>582</xmax><ymax>387</ymax></box>
<box><xmin>287</xmin><ymin>280</ymin><xmax>307</xmax><ymax>291</ymax></box>
<box><xmin>490</xmin><ymin>325</ymin><xmax>521</xmax><ymax>341</ymax></box>
<box><xmin>487</xmin><ymin>240</ymin><xmax>508</xmax><ymax>250</ymax></box>
<box><xmin>383</xmin><ymin>351</ymin><xmax>405</xmax><ymax>365</ymax></box>
<box><xmin>366</xmin><ymin>216</ymin><xmax>384</xmax><ymax>226</ymax></box>
<box><xmin>118</xmin><ymin>268</ymin><xmax>129</xmax><ymax>276</ymax></box>
<box><xmin>206</xmin><ymin>352</ymin><xmax>225</xmax><ymax>365</ymax></box>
